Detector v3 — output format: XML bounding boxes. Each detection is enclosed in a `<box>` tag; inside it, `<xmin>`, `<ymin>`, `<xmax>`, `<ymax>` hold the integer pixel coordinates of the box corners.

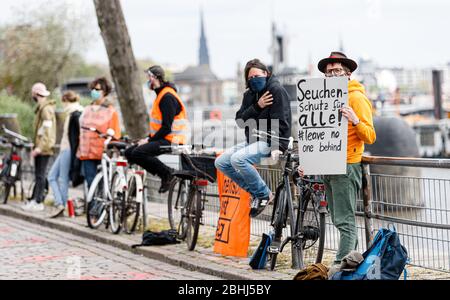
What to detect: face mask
<box><xmin>249</xmin><ymin>77</ymin><xmax>267</xmax><ymax>93</ymax></box>
<box><xmin>91</xmin><ymin>89</ymin><xmax>102</xmax><ymax>101</ymax></box>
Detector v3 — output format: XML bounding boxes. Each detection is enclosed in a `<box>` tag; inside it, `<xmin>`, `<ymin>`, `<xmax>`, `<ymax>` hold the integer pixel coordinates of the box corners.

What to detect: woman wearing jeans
<box><xmin>48</xmin><ymin>91</ymin><xmax>84</xmax><ymax>218</ymax></box>
<box><xmin>215</xmin><ymin>59</ymin><xmax>292</xmax><ymax>218</ymax></box>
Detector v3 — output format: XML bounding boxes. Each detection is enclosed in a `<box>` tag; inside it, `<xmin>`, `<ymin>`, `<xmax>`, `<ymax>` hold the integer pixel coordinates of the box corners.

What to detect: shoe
<box><xmin>250</xmin><ymin>193</ymin><xmax>275</xmax><ymax>218</ymax></box>
<box><xmin>23</xmin><ymin>200</ymin><xmax>45</xmax><ymax>212</ymax></box>
<box><xmin>49</xmin><ymin>205</ymin><xmax>65</xmax><ymax>219</ymax></box>
<box><xmin>22</xmin><ymin>200</ymin><xmax>37</xmax><ymax>211</ymax></box>
<box><xmin>328</xmin><ymin>263</ymin><xmax>342</xmax><ymax>278</ymax></box>
<box><xmin>159</xmin><ymin>170</ymin><xmax>174</xmax><ymax>194</ymax></box>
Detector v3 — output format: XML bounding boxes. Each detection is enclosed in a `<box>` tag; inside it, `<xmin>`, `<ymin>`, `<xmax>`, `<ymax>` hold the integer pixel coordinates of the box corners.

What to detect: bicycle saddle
<box><xmin>172</xmin><ymin>170</ymin><xmax>197</xmax><ymax>180</ymax></box>
<box><xmin>107</xmin><ymin>142</ymin><xmax>129</xmax><ymax>151</ymax></box>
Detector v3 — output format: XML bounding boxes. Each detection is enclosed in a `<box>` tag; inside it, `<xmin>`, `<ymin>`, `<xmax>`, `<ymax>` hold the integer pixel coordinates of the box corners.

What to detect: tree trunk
<box><xmin>93</xmin><ymin>0</ymin><xmax>148</xmax><ymax>139</ymax></box>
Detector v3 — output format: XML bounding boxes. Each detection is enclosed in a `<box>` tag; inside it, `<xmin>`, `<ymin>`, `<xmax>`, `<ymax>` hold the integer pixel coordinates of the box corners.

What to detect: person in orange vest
<box><xmin>77</xmin><ymin>77</ymin><xmax>121</xmax><ymax>188</ymax></box>
<box><xmin>125</xmin><ymin>66</ymin><xmax>189</xmax><ymax>194</ymax></box>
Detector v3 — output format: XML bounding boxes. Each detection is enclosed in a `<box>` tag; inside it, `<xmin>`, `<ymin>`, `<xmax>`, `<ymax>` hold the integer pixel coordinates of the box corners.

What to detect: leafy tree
<box><xmin>0</xmin><ymin>1</ymin><xmax>93</xmax><ymax>102</ymax></box>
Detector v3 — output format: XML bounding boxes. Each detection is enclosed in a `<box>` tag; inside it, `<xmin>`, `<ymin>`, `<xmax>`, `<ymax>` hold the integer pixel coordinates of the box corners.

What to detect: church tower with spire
<box><xmin>199</xmin><ymin>8</ymin><xmax>210</xmax><ymax>66</ymax></box>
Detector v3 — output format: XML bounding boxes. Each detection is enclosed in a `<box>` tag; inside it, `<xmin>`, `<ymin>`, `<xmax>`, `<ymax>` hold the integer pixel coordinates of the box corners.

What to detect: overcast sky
<box><xmin>1</xmin><ymin>0</ymin><xmax>449</xmax><ymax>78</ymax></box>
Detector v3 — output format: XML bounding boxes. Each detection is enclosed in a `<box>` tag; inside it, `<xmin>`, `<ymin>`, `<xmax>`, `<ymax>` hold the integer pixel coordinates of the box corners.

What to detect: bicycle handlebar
<box><xmin>81</xmin><ymin>127</ymin><xmax>117</xmax><ymax>140</ymax></box>
<box><xmin>2</xmin><ymin>125</ymin><xmax>29</xmax><ymax>143</ymax></box>
<box><xmin>252</xmin><ymin>129</ymin><xmax>298</xmax><ymax>151</ymax></box>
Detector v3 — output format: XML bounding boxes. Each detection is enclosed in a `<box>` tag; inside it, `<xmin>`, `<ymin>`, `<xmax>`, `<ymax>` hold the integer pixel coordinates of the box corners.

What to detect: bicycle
<box><xmin>252</xmin><ymin>129</ymin><xmax>327</xmax><ymax>271</ymax></box>
<box><xmin>167</xmin><ymin>145</ymin><xmax>217</xmax><ymax>251</ymax></box>
<box><xmin>124</xmin><ymin>158</ymin><xmax>149</xmax><ymax>234</ymax></box>
<box><xmin>0</xmin><ymin>126</ymin><xmax>33</xmax><ymax>204</ymax></box>
<box><xmin>83</xmin><ymin>127</ymin><xmax>129</xmax><ymax>235</ymax></box>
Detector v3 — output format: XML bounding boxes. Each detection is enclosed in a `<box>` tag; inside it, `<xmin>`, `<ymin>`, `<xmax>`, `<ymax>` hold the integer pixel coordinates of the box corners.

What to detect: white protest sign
<box><xmin>296</xmin><ymin>77</ymin><xmax>349</xmax><ymax>175</ymax></box>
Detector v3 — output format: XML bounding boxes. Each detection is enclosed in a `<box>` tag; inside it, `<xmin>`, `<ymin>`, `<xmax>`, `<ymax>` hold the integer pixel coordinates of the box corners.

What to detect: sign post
<box><xmin>296</xmin><ymin>77</ymin><xmax>349</xmax><ymax>175</ymax></box>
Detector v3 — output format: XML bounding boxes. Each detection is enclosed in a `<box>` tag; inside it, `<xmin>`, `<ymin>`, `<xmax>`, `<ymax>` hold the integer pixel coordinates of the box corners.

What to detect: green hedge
<box><xmin>0</xmin><ymin>91</ymin><xmax>35</xmax><ymax>139</ymax></box>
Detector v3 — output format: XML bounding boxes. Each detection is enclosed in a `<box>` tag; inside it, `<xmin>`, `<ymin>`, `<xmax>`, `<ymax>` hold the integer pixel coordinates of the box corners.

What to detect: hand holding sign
<box><xmin>340</xmin><ymin>106</ymin><xmax>360</xmax><ymax>126</ymax></box>
<box><xmin>257</xmin><ymin>91</ymin><xmax>273</xmax><ymax>109</ymax></box>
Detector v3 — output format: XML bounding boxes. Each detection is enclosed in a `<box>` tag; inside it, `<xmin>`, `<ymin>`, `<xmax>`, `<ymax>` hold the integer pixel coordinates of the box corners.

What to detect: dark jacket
<box><xmin>68</xmin><ymin>111</ymin><xmax>84</xmax><ymax>187</ymax></box>
<box><xmin>235</xmin><ymin>75</ymin><xmax>292</xmax><ymax>151</ymax></box>
<box><xmin>149</xmin><ymin>83</ymin><xmax>182</xmax><ymax>142</ymax></box>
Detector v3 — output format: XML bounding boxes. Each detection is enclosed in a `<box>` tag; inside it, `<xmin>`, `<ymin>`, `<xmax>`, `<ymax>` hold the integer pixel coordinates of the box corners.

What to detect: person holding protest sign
<box><xmin>215</xmin><ymin>59</ymin><xmax>292</xmax><ymax>218</ymax></box>
<box><xmin>299</xmin><ymin>52</ymin><xmax>376</xmax><ymax>268</ymax></box>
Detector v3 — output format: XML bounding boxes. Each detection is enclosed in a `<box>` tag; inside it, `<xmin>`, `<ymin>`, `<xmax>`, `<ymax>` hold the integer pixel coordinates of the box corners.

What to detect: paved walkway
<box><xmin>1</xmin><ymin>189</ymin><xmax>450</xmax><ymax>280</ymax></box>
<box><xmin>0</xmin><ymin>215</ymin><xmax>221</xmax><ymax>280</ymax></box>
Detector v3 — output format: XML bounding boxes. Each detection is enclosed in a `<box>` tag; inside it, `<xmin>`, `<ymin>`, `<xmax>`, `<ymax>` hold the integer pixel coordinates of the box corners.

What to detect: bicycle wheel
<box><xmin>109</xmin><ymin>172</ymin><xmax>125</xmax><ymax>235</ymax></box>
<box><xmin>0</xmin><ymin>180</ymin><xmax>11</xmax><ymax>204</ymax></box>
<box><xmin>123</xmin><ymin>176</ymin><xmax>140</xmax><ymax>234</ymax></box>
<box><xmin>185</xmin><ymin>188</ymin><xmax>202</xmax><ymax>251</ymax></box>
<box><xmin>86</xmin><ymin>174</ymin><xmax>107</xmax><ymax>229</ymax></box>
<box><xmin>141</xmin><ymin>185</ymin><xmax>148</xmax><ymax>232</ymax></box>
<box><xmin>269</xmin><ymin>184</ymin><xmax>288</xmax><ymax>271</ymax></box>
<box><xmin>168</xmin><ymin>179</ymin><xmax>188</xmax><ymax>236</ymax></box>
<box><xmin>297</xmin><ymin>190</ymin><xmax>326</xmax><ymax>266</ymax></box>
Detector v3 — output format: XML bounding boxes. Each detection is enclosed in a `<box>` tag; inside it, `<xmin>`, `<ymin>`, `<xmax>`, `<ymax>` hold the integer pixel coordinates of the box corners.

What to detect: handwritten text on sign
<box><xmin>297</xmin><ymin>77</ymin><xmax>349</xmax><ymax>175</ymax></box>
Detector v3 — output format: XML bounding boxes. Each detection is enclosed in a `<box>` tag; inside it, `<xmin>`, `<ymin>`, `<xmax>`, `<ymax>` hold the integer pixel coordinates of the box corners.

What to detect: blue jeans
<box><xmin>215</xmin><ymin>142</ymin><xmax>271</xmax><ymax>200</ymax></box>
<box><xmin>48</xmin><ymin>149</ymin><xmax>71</xmax><ymax>207</ymax></box>
<box><xmin>82</xmin><ymin>160</ymin><xmax>100</xmax><ymax>188</ymax></box>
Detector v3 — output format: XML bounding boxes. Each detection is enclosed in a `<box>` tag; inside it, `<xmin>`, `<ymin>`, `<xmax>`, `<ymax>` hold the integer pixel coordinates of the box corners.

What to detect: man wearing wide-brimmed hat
<box><xmin>318</xmin><ymin>52</ymin><xmax>377</xmax><ymax>267</ymax></box>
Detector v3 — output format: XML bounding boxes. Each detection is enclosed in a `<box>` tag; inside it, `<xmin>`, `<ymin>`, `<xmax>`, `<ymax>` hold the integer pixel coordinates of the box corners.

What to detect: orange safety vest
<box><xmin>77</xmin><ymin>104</ymin><xmax>116</xmax><ymax>161</ymax></box>
<box><xmin>149</xmin><ymin>87</ymin><xmax>188</xmax><ymax>145</ymax></box>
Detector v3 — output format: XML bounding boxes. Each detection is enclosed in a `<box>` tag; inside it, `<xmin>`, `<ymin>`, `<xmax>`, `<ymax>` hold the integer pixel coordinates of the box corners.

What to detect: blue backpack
<box><xmin>249</xmin><ymin>233</ymin><xmax>273</xmax><ymax>270</ymax></box>
<box><xmin>331</xmin><ymin>226</ymin><xmax>408</xmax><ymax>280</ymax></box>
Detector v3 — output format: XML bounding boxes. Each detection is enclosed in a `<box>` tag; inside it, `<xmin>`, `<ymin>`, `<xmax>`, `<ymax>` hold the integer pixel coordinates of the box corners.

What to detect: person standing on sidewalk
<box><xmin>312</xmin><ymin>52</ymin><xmax>376</xmax><ymax>267</ymax></box>
<box><xmin>23</xmin><ymin>83</ymin><xmax>56</xmax><ymax>212</ymax></box>
<box><xmin>47</xmin><ymin>91</ymin><xmax>84</xmax><ymax>218</ymax></box>
<box><xmin>125</xmin><ymin>66</ymin><xmax>189</xmax><ymax>194</ymax></box>
<box><xmin>215</xmin><ymin>59</ymin><xmax>292</xmax><ymax>218</ymax></box>
<box><xmin>77</xmin><ymin>77</ymin><xmax>121</xmax><ymax>188</ymax></box>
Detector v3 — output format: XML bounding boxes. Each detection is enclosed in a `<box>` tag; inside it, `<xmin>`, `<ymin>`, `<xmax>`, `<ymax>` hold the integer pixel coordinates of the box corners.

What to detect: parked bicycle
<box><xmin>0</xmin><ymin>126</ymin><xmax>33</xmax><ymax>204</ymax></box>
<box><xmin>167</xmin><ymin>145</ymin><xmax>217</xmax><ymax>251</ymax></box>
<box><xmin>84</xmin><ymin>127</ymin><xmax>129</xmax><ymax>234</ymax></box>
<box><xmin>124</xmin><ymin>155</ymin><xmax>149</xmax><ymax>234</ymax></box>
<box><xmin>252</xmin><ymin>129</ymin><xmax>327</xmax><ymax>271</ymax></box>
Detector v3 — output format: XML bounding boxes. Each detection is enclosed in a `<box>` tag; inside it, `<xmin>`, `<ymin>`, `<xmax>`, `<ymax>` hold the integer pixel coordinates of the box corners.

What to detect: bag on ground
<box><xmin>330</xmin><ymin>225</ymin><xmax>408</xmax><ymax>280</ymax></box>
<box><xmin>294</xmin><ymin>263</ymin><xmax>329</xmax><ymax>280</ymax></box>
<box><xmin>249</xmin><ymin>233</ymin><xmax>273</xmax><ymax>269</ymax></box>
<box><xmin>132</xmin><ymin>230</ymin><xmax>180</xmax><ymax>248</ymax></box>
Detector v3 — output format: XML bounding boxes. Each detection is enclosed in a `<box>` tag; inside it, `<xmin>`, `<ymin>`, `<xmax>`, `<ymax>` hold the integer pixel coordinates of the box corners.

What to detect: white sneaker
<box><xmin>23</xmin><ymin>200</ymin><xmax>45</xmax><ymax>212</ymax></box>
<box><xmin>29</xmin><ymin>203</ymin><xmax>45</xmax><ymax>212</ymax></box>
<box><xmin>22</xmin><ymin>200</ymin><xmax>37</xmax><ymax>211</ymax></box>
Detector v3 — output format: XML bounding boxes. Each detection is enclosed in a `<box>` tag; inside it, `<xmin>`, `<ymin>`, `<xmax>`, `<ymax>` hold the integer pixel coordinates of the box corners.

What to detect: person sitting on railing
<box><xmin>125</xmin><ymin>66</ymin><xmax>189</xmax><ymax>194</ymax></box>
<box><xmin>300</xmin><ymin>52</ymin><xmax>377</xmax><ymax>270</ymax></box>
<box><xmin>215</xmin><ymin>59</ymin><xmax>292</xmax><ymax>218</ymax></box>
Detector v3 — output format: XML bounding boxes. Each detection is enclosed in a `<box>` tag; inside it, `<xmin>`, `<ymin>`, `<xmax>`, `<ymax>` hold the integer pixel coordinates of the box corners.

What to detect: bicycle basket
<box><xmin>180</xmin><ymin>153</ymin><xmax>217</xmax><ymax>183</ymax></box>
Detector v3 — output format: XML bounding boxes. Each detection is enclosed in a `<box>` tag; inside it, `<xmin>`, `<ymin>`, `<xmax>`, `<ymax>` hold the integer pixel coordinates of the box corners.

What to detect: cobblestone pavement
<box><xmin>2</xmin><ymin>180</ymin><xmax>450</xmax><ymax>280</ymax></box>
<box><xmin>0</xmin><ymin>215</ymin><xmax>221</xmax><ymax>280</ymax></box>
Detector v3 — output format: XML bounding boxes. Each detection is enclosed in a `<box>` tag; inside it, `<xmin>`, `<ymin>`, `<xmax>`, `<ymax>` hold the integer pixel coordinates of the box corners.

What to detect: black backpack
<box><xmin>132</xmin><ymin>230</ymin><xmax>180</xmax><ymax>248</ymax></box>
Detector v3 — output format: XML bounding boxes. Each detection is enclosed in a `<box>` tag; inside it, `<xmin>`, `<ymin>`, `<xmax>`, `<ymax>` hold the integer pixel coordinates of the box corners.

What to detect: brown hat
<box><xmin>146</xmin><ymin>65</ymin><xmax>166</xmax><ymax>82</ymax></box>
<box><xmin>318</xmin><ymin>52</ymin><xmax>358</xmax><ymax>74</ymax></box>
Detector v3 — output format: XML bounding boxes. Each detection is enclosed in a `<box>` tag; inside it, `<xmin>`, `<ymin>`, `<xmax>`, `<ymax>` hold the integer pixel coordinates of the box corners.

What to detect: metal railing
<box><xmin>145</xmin><ymin>155</ymin><xmax>450</xmax><ymax>272</ymax></box>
